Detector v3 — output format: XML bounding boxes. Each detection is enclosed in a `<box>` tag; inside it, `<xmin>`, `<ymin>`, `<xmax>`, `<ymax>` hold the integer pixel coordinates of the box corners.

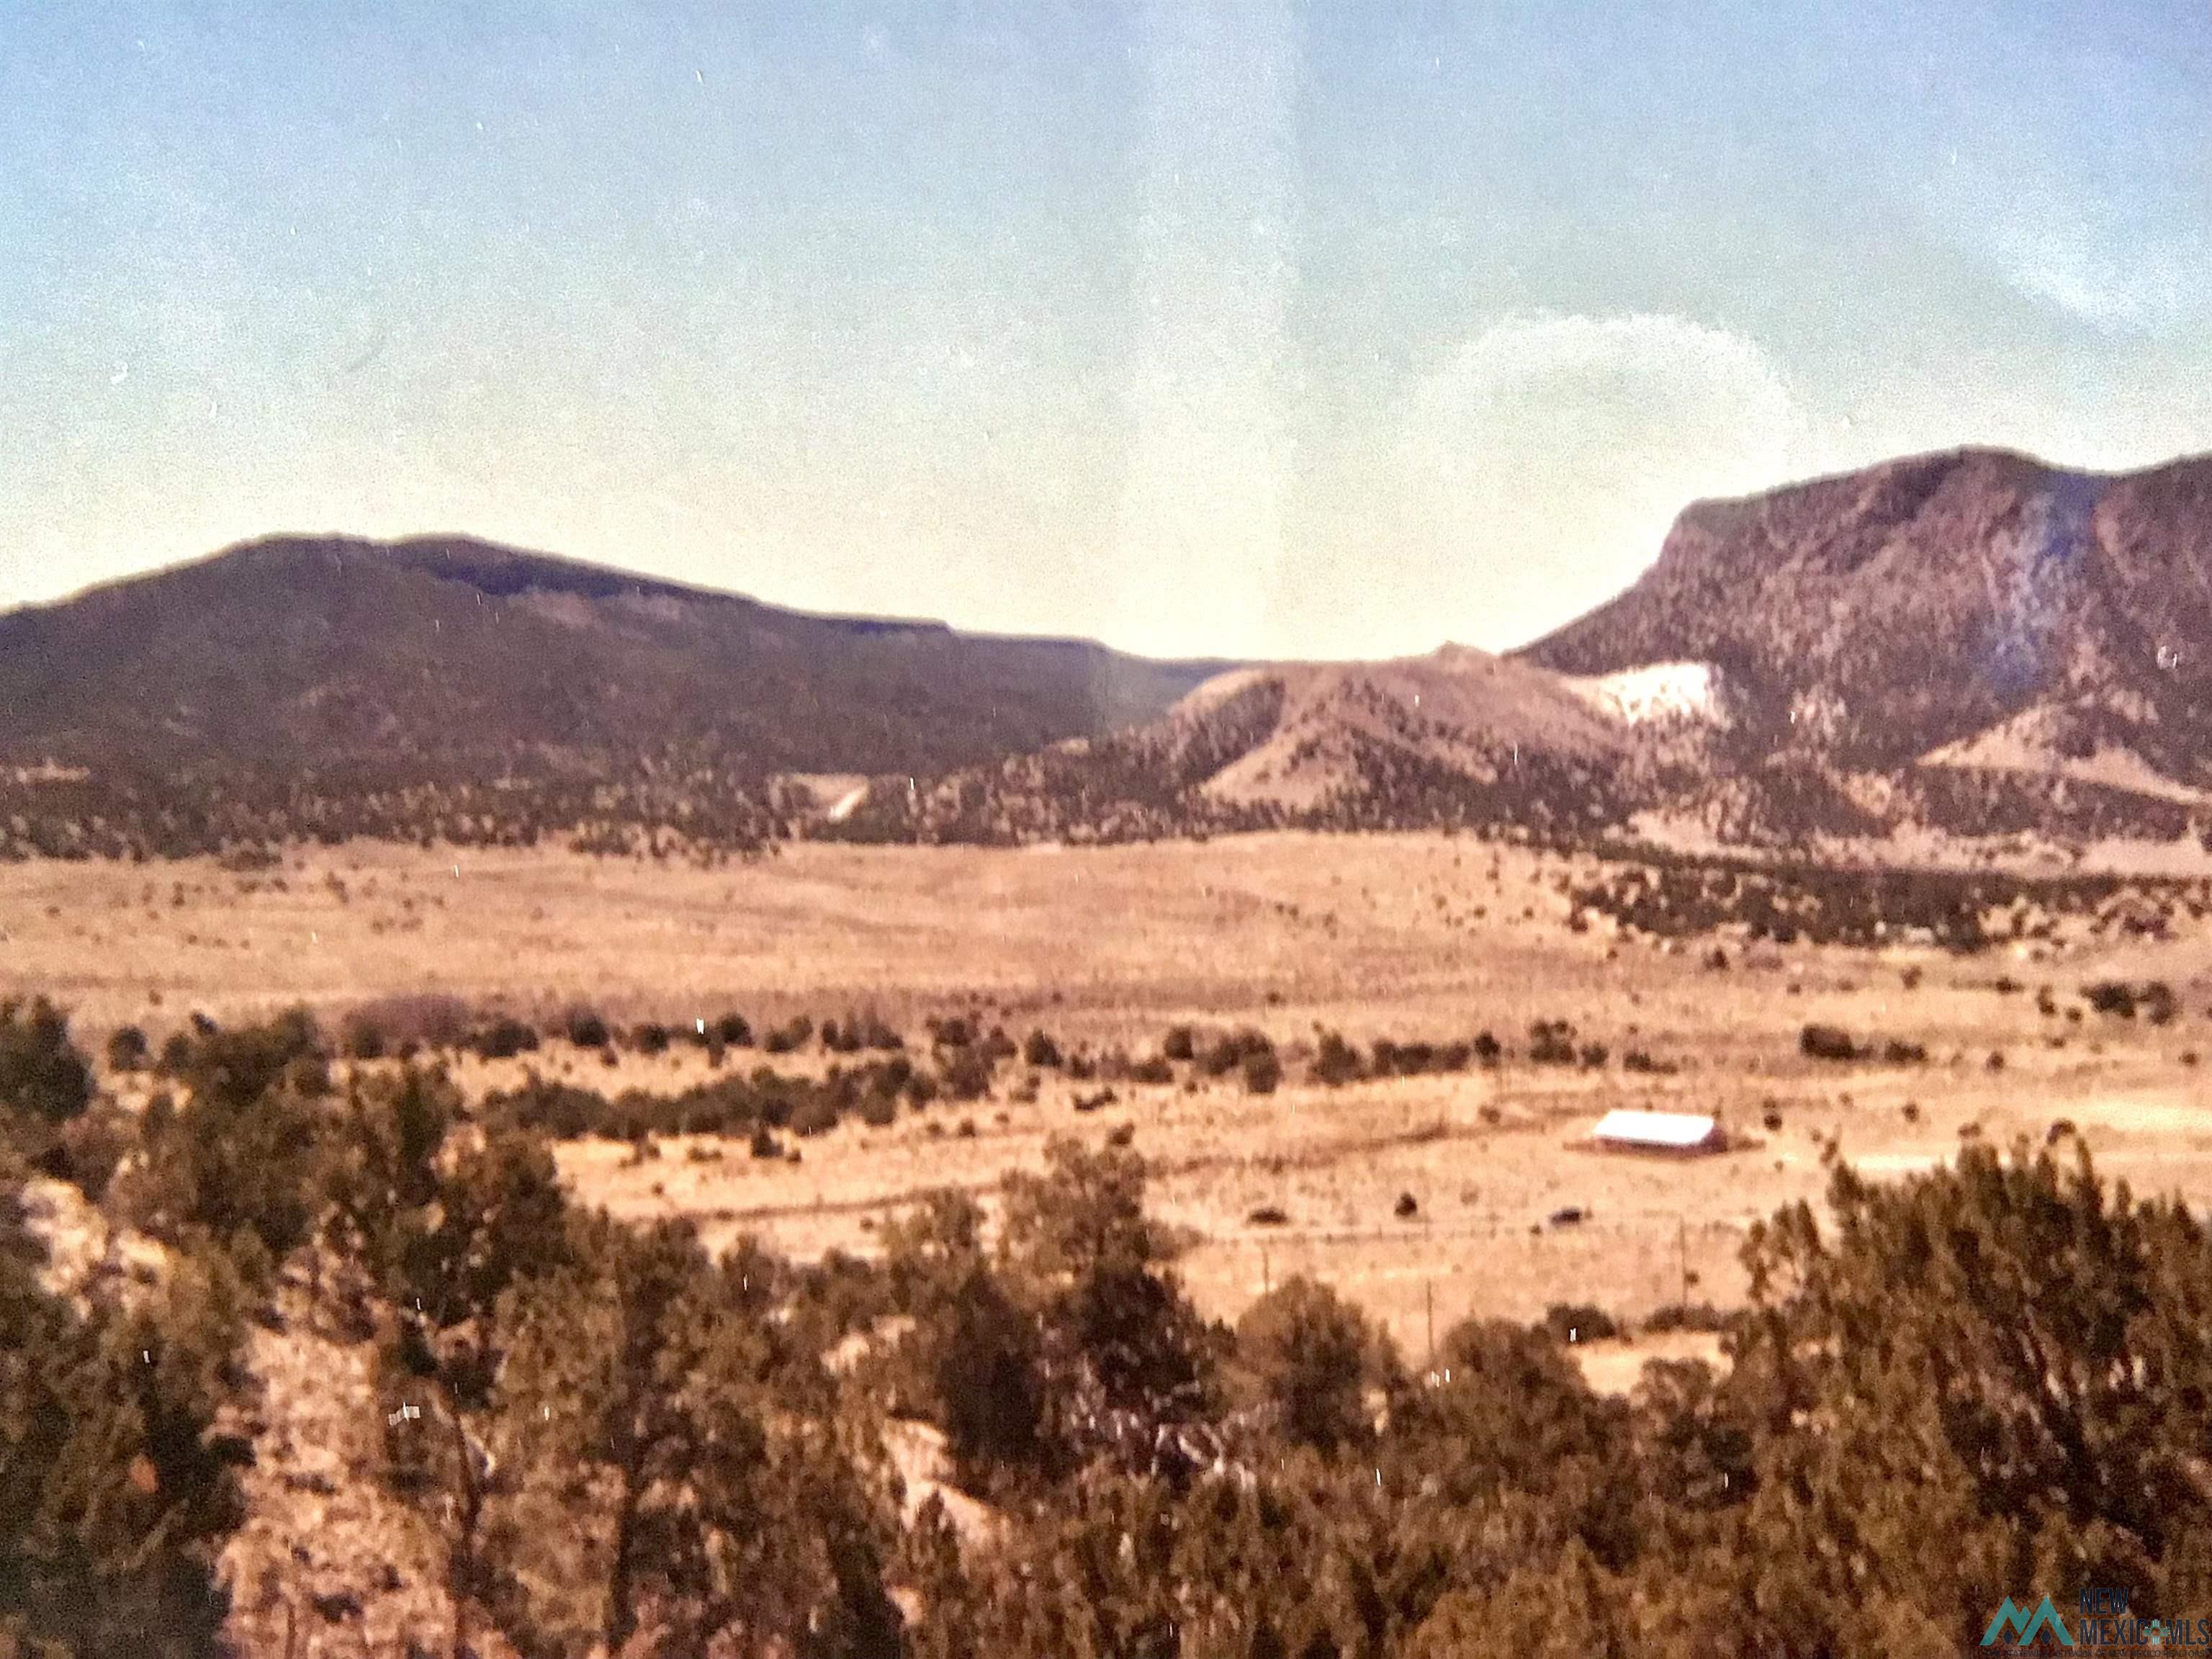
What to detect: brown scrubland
<box><xmin>6</xmin><ymin>831</ymin><xmax>2212</xmax><ymax>1655</ymax></box>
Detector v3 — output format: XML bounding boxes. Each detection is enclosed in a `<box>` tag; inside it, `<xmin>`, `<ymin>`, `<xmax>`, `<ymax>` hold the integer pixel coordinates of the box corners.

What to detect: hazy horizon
<box><xmin>7</xmin><ymin>2</ymin><xmax>2209</xmax><ymax>660</ymax></box>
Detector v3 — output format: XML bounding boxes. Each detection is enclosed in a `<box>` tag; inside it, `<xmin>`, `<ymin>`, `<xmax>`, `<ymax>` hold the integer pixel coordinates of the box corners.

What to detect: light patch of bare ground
<box><xmin>881</xmin><ymin>1420</ymin><xmax>1005</xmax><ymax>1552</ymax></box>
<box><xmin>213</xmin><ymin>1260</ymin><xmax>510</xmax><ymax>1659</ymax></box>
<box><xmin>1571</xmin><ymin>1329</ymin><xmax>1729</xmax><ymax>1398</ymax></box>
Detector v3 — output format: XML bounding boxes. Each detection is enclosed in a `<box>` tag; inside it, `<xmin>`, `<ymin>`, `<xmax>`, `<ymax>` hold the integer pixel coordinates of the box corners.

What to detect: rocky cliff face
<box><xmin>1519</xmin><ymin>447</ymin><xmax>2212</xmax><ymax>796</ymax></box>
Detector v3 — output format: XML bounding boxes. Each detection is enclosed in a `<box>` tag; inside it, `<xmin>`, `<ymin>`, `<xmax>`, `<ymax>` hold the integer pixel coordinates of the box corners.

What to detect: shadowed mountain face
<box><xmin>0</xmin><ymin>536</ymin><xmax>1231</xmax><ymax>857</ymax></box>
<box><xmin>1519</xmin><ymin>448</ymin><xmax>2212</xmax><ymax>795</ymax></box>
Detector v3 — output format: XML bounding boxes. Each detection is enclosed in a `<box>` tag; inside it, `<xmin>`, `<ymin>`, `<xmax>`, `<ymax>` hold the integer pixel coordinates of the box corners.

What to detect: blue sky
<box><xmin>5</xmin><ymin>1</ymin><xmax>2208</xmax><ymax>657</ymax></box>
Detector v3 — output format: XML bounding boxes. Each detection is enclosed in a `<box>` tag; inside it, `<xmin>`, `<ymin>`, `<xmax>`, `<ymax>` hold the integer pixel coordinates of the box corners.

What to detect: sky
<box><xmin>4</xmin><ymin>1</ymin><xmax>2209</xmax><ymax>661</ymax></box>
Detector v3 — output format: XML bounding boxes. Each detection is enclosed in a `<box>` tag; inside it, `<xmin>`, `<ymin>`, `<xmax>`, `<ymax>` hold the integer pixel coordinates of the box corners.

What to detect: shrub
<box><xmin>172</xmin><ymin>1007</ymin><xmax>329</xmax><ymax>1104</ymax></box>
<box><xmin>1473</xmin><ymin>1030</ymin><xmax>1503</xmax><ymax>1066</ymax></box>
<box><xmin>471</xmin><ymin>1015</ymin><xmax>540</xmax><ymax>1061</ymax></box>
<box><xmin>480</xmin><ymin>1076</ymin><xmax>612</xmax><ymax>1138</ymax></box>
<box><xmin>1375</xmin><ymin>1038</ymin><xmax>1458</xmax><ymax>1076</ymax></box>
<box><xmin>1242</xmin><ymin>1048</ymin><xmax>1282</xmax><ymax>1094</ymax></box>
<box><xmin>926</xmin><ymin>1015</ymin><xmax>976</xmax><ymax>1050</ymax></box>
<box><xmin>763</xmin><ymin>1016</ymin><xmax>814</xmax><ymax>1055</ymax></box>
<box><xmin>2084</xmin><ymin>981</ymin><xmax>2137</xmax><ymax>1017</ymax></box>
<box><xmin>1128</xmin><ymin>1055</ymin><xmax>1174</xmax><ymax>1086</ymax></box>
<box><xmin>1640</xmin><ymin>1302</ymin><xmax>1730</xmax><ymax>1334</ymax></box>
<box><xmin>1022</xmin><ymin>1029</ymin><xmax>1063</xmax><ymax>1069</ymax></box>
<box><xmin>750</xmin><ymin>1125</ymin><xmax>783</xmax><ymax>1159</ymax></box>
<box><xmin>787</xmin><ymin>1097</ymin><xmax>836</xmax><ymax>1141</ymax></box>
<box><xmin>630</xmin><ymin>1022</ymin><xmax>673</xmax><ymax>1056</ymax></box>
<box><xmin>1881</xmin><ymin>1038</ymin><xmax>1929</xmax><ymax>1065</ymax></box>
<box><xmin>125</xmin><ymin>1010</ymin><xmax>327</xmax><ymax>1259</ymax></box>
<box><xmin>934</xmin><ymin>1266</ymin><xmax>1048</xmax><ymax>1478</ymax></box>
<box><xmin>1234</xmin><ymin>1276</ymin><xmax>1393</xmax><ymax>1454</ymax></box>
<box><xmin>106</xmin><ymin>1025</ymin><xmax>150</xmax><ymax>1072</ymax></box>
<box><xmin>712</xmin><ymin>1012</ymin><xmax>752</xmax><ymax>1046</ymax></box>
<box><xmin>346</xmin><ymin>993</ymin><xmax>473</xmax><ymax>1053</ymax></box>
<box><xmin>1393</xmin><ymin>1192</ymin><xmax>1419</xmax><ymax>1218</ymax></box>
<box><xmin>47</xmin><ymin>1101</ymin><xmax>135</xmax><ymax>1201</ymax></box>
<box><xmin>0</xmin><ymin>997</ymin><xmax>94</xmax><ymax>1127</ymax></box>
<box><xmin>1201</xmin><ymin>1029</ymin><xmax>1275</xmax><ymax>1079</ymax></box>
<box><xmin>1800</xmin><ymin>1024</ymin><xmax>1859</xmax><ymax>1061</ymax></box>
<box><xmin>1161</xmin><ymin>1025</ymin><xmax>1197</xmax><ymax>1062</ymax></box>
<box><xmin>942</xmin><ymin>1047</ymin><xmax>995</xmax><ymax>1102</ymax></box>
<box><xmin>1542</xmin><ymin>1303</ymin><xmax>1619</xmax><ymax>1342</ymax></box>
<box><xmin>1529</xmin><ymin>1020</ymin><xmax>1577</xmax><ymax>1066</ymax></box>
<box><xmin>1248</xmin><ymin>1204</ymin><xmax>1288</xmax><ymax>1226</ymax></box>
<box><xmin>858</xmin><ymin>1092</ymin><xmax>898</xmax><ymax>1129</ymax></box>
<box><xmin>1312</xmin><ymin>1028</ymin><xmax>1364</xmax><ymax>1087</ymax></box>
<box><xmin>341</xmin><ymin>1014</ymin><xmax>388</xmax><ymax>1061</ymax></box>
<box><xmin>565</xmin><ymin>1008</ymin><xmax>612</xmax><ymax>1048</ymax></box>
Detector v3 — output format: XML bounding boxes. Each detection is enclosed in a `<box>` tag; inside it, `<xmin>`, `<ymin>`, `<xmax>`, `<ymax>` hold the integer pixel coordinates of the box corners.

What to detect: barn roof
<box><xmin>1591</xmin><ymin>1108</ymin><xmax>1721</xmax><ymax>1148</ymax></box>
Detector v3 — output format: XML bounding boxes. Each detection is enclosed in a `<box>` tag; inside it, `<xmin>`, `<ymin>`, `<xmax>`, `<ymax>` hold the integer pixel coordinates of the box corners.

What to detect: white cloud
<box><xmin>1388</xmin><ymin>312</ymin><xmax>1804</xmax><ymax>649</ymax></box>
<box><xmin>1984</xmin><ymin>199</ymin><xmax>2205</xmax><ymax>333</ymax></box>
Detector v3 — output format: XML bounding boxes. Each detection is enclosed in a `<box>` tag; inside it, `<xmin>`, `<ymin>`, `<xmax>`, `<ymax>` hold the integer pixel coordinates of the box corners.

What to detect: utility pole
<box><xmin>1260</xmin><ymin>1244</ymin><xmax>1270</xmax><ymax>1298</ymax></box>
<box><xmin>1678</xmin><ymin>1217</ymin><xmax>1690</xmax><ymax>1310</ymax></box>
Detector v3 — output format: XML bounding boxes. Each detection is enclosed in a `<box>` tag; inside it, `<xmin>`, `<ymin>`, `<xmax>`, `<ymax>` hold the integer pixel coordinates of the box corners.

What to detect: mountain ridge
<box><xmin>0</xmin><ymin>534</ymin><xmax>1235</xmax><ymax>859</ymax></box>
<box><xmin>7</xmin><ymin>444</ymin><xmax>2211</xmax><ymax>860</ymax></box>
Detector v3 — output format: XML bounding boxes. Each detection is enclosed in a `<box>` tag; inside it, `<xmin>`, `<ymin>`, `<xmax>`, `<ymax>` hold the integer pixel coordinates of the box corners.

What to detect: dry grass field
<box><xmin>8</xmin><ymin>831</ymin><xmax>2212</xmax><ymax>1382</ymax></box>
